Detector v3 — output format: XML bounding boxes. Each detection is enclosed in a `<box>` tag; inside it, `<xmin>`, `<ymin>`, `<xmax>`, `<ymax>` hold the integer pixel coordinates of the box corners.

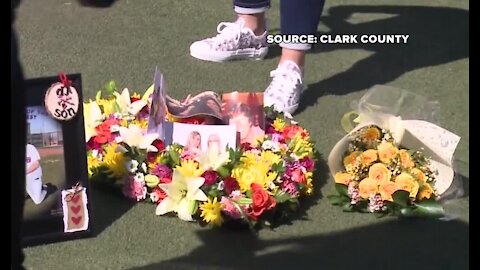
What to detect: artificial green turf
<box><xmin>15</xmin><ymin>0</ymin><xmax>468</xmax><ymax>269</ymax></box>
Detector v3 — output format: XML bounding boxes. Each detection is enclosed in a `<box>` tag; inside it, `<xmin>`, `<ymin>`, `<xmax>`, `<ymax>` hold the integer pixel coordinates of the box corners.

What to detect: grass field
<box><xmin>14</xmin><ymin>0</ymin><xmax>468</xmax><ymax>269</ymax></box>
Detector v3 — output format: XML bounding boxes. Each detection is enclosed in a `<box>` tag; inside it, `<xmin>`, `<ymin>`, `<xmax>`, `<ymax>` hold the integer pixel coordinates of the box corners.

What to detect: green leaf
<box><xmin>188</xmin><ymin>200</ymin><xmax>198</xmax><ymax>215</ymax></box>
<box><xmin>327</xmin><ymin>195</ymin><xmax>348</xmax><ymax>205</ymax></box>
<box><xmin>217</xmin><ymin>166</ymin><xmax>230</xmax><ymax>178</ymax></box>
<box><xmin>392</xmin><ymin>190</ymin><xmax>410</xmax><ymax>207</ymax></box>
<box><xmin>342</xmin><ymin>202</ymin><xmax>354</xmax><ymax>212</ymax></box>
<box><xmin>335</xmin><ymin>183</ymin><xmax>349</xmax><ymax>197</ymax></box>
<box><xmin>105</xmin><ymin>80</ymin><xmax>117</xmax><ymax>95</ymax></box>
<box><xmin>237</xmin><ymin>198</ymin><xmax>253</xmax><ymax>205</ymax></box>
<box><xmin>169</xmin><ymin>150</ymin><xmax>180</xmax><ymax>166</ymax></box>
<box><xmin>274</xmin><ymin>192</ymin><xmax>293</xmax><ymax>203</ymax></box>
<box><xmin>412</xmin><ymin>199</ymin><xmax>445</xmax><ymax>217</ymax></box>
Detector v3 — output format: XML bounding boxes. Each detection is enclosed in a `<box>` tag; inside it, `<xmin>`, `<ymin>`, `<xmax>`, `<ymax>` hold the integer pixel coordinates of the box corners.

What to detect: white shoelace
<box><xmin>209</xmin><ymin>20</ymin><xmax>245</xmax><ymax>49</ymax></box>
<box><xmin>267</xmin><ymin>67</ymin><xmax>303</xmax><ymax>102</ymax></box>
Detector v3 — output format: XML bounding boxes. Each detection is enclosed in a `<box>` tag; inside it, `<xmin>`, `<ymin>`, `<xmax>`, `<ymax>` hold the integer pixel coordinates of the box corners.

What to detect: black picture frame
<box><xmin>22</xmin><ymin>73</ymin><xmax>92</xmax><ymax>247</ymax></box>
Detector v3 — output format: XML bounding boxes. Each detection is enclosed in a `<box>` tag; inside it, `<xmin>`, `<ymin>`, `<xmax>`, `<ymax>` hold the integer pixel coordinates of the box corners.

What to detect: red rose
<box><xmin>223</xmin><ymin>177</ymin><xmax>240</xmax><ymax>195</ymax></box>
<box><xmin>201</xmin><ymin>170</ymin><xmax>219</xmax><ymax>186</ymax></box>
<box><xmin>249</xmin><ymin>183</ymin><xmax>276</xmax><ymax>219</ymax></box>
<box><xmin>291</xmin><ymin>169</ymin><xmax>306</xmax><ymax>185</ymax></box>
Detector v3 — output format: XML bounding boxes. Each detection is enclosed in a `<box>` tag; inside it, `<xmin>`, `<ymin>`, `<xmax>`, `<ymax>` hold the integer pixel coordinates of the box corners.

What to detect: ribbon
<box><xmin>65</xmin><ymin>182</ymin><xmax>83</xmax><ymax>202</ymax></box>
<box><xmin>58</xmin><ymin>72</ymin><xmax>72</xmax><ymax>87</ymax></box>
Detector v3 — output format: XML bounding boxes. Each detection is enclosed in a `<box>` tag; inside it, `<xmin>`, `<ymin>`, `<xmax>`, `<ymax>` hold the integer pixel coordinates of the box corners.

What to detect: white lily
<box><xmin>156</xmin><ymin>170</ymin><xmax>208</xmax><ymax>221</ymax></box>
<box><xmin>83</xmin><ymin>101</ymin><xmax>103</xmax><ymax>142</ymax></box>
<box><xmin>118</xmin><ymin>125</ymin><xmax>158</xmax><ymax>151</ymax></box>
<box><xmin>113</xmin><ymin>88</ymin><xmax>147</xmax><ymax>116</ymax></box>
<box><xmin>196</xmin><ymin>144</ymin><xmax>230</xmax><ymax>171</ymax></box>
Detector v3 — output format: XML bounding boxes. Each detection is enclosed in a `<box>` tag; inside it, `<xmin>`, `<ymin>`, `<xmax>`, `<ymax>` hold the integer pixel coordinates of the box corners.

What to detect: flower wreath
<box><xmin>85</xmin><ymin>81</ymin><xmax>319</xmax><ymax>229</ymax></box>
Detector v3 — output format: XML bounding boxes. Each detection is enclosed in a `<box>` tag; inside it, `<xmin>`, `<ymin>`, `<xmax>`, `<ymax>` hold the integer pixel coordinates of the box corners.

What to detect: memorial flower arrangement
<box><xmin>327</xmin><ymin>124</ymin><xmax>444</xmax><ymax>217</ymax></box>
<box><xmin>85</xmin><ymin>81</ymin><xmax>319</xmax><ymax>229</ymax></box>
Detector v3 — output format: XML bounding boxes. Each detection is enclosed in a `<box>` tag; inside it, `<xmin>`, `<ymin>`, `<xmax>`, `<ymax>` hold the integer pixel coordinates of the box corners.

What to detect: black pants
<box><xmin>11</xmin><ymin>27</ymin><xmax>26</xmax><ymax>270</ymax></box>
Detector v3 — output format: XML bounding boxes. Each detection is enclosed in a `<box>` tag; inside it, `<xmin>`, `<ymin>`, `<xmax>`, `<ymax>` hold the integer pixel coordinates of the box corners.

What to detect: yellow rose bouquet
<box><xmin>327</xmin><ymin>85</ymin><xmax>461</xmax><ymax>217</ymax></box>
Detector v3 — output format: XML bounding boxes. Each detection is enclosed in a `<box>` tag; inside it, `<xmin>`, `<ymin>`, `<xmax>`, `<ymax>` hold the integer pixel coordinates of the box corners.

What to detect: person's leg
<box><xmin>264</xmin><ymin>0</ymin><xmax>325</xmax><ymax>114</ymax></box>
<box><xmin>189</xmin><ymin>0</ymin><xmax>270</xmax><ymax>62</ymax></box>
<box><xmin>11</xmin><ymin>28</ymin><xmax>27</xmax><ymax>270</ymax></box>
<box><xmin>26</xmin><ymin>174</ymin><xmax>47</xmax><ymax>205</ymax></box>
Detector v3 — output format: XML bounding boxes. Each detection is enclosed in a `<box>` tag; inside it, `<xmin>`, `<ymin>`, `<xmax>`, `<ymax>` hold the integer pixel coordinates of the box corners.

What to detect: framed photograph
<box><xmin>163</xmin><ymin>122</ymin><xmax>237</xmax><ymax>158</ymax></box>
<box><xmin>22</xmin><ymin>74</ymin><xmax>92</xmax><ymax>246</ymax></box>
<box><xmin>222</xmin><ymin>92</ymin><xmax>265</xmax><ymax>145</ymax></box>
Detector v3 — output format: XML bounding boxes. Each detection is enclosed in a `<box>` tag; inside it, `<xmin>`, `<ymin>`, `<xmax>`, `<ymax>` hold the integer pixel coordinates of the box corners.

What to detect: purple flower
<box><xmin>300</xmin><ymin>158</ymin><xmax>314</xmax><ymax>171</ymax></box>
<box><xmin>368</xmin><ymin>194</ymin><xmax>386</xmax><ymax>212</ymax></box>
<box><xmin>151</xmin><ymin>164</ymin><xmax>172</xmax><ymax>179</ymax></box>
<box><xmin>281</xmin><ymin>180</ymin><xmax>299</xmax><ymax>197</ymax></box>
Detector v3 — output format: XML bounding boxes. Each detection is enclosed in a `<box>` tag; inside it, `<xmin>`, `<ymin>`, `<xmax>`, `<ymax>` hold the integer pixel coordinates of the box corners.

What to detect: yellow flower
<box><xmin>148</xmin><ymin>153</ymin><xmax>166</xmax><ymax>169</ymax></box>
<box><xmin>132</xmin><ymin>92</ymin><xmax>141</xmax><ymax>99</ymax></box>
<box><xmin>417</xmin><ymin>183</ymin><xmax>434</xmax><ymax>200</ymax></box>
<box><xmin>231</xmin><ymin>164</ymin><xmax>274</xmax><ymax>192</ymax></box>
<box><xmin>259</xmin><ymin>151</ymin><xmax>282</xmax><ymax>168</ymax></box>
<box><xmin>411</xmin><ymin>168</ymin><xmax>427</xmax><ymax>183</ymax></box>
<box><xmin>200</xmin><ymin>197</ymin><xmax>224</xmax><ymax>226</ymax></box>
<box><xmin>360</xmin><ymin>149</ymin><xmax>378</xmax><ymax>166</ymax></box>
<box><xmin>131</xmin><ymin>119</ymin><xmax>149</xmax><ymax>129</ymax></box>
<box><xmin>378</xmin><ymin>181</ymin><xmax>398</xmax><ymax>202</ymax></box>
<box><xmin>399</xmin><ymin>149</ymin><xmax>414</xmax><ymax>169</ymax></box>
<box><xmin>305</xmin><ymin>171</ymin><xmax>314</xmax><ymax>195</ymax></box>
<box><xmin>394</xmin><ymin>173</ymin><xmax>419</xmax><ymax>198</ymax></box>
<box><xmin>358</xmin><ymin>177</ymin><xmax>379</xmax><ymax>199</ymax></box>
<box><xmin>96</xmin><ymin>98</ymin><xmax>117</xmax><ymax>116</ymax></box>
<box><xmin>103</xmin><ymin>143</ymin><xmax>127</xmax><ymax>178</ymax></box>
<box><xmin>176</xmin><ymin>159</ymin><xmax>204</xmax><ymax>177</ymax></box>
<box><xmin>334</xmin><ymin>172</ymin><xmax>355</xmax><ymax>186</ymax></box>
<box><xmin>288</xmin><ymin>134</ymin><xmax>313</xmax><ymax>159</ymax></box>
<box><xmin>87</xmin><ymin>155</ymin><xmax>101</xmax><ymax>176</ymax></box>
<box><xmin>272</xmin><ymin>118</ymin><xmax>286</xmax><ymax>132</ymax></box>
<box><xmin>362</xmin><ymin>127</ymin><xmax>381</xmax><ymax>142</ymax></box>
<box><xmin>343</xmin><ymin>151</ymin><xmax>361</xmax><ymax>172</ymax></box>
<box><xmin>368</xmin><ymin>163</ymin><xmax>392</xmax><ymax>183</ymax></box>
<box><xmin>377</xmin><ymin>141</ymin><xmax>399</xmax><ymax>164</ymax></box>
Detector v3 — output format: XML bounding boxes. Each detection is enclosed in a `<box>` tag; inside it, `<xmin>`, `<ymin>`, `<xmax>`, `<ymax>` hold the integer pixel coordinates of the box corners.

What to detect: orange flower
<box><xmin>377</xmin><ymin>141</ymin><xmax>399</xmax><ymax>164</ymax></box>
<box><xmin>368</xmin><ymin>163</ymin><xmax>392</xmax><ymax>183</ymax></box>
<box><xmin>358</xmin><ymin>177</ymin><xmax>378</xmax><ymax>199</ymax></box>
<box><xmin>362</xmin><ymin>127</ymin><xmax>381</xmax><ymax>142</ymax></box>
<box><xmin>399</xmin><ymin>149</ymin><xmax>414</xmax><ymax>169</ymax></box>
<box><xmin>379</xmin><ymin>180</ymin><xmax>398</xmax><ymax>202</ymax></box>
<box><xmin>343</xmin><ymin>151</ymin><xmax>361</xmax><ymax>171</ymax></box>
<box><xmin>282</xmin><ymin>125</ymin><xmax>309</xmax><ymax>140</ymax></box>
<box><xmin>411</xmin><ymin>168</ymin><xmax>427</xmax><ymax>183</ymax></box>
<box><xmin>417</xmin><ymin>183</ymin><xmax>434</xmax><ymax>200</ymax></box>
<box><xmin>360</xmin><ymin>149</ymin><xmax>378</xmax><ymax>166</ymax></box>
<box><xmin>334</xmin><ymin>172</ymin><xmax>355</xmax><ymax>186</ymax></box>
<box><xmin>394</xmin><ymin>173</ymin><xmax>419</xmax><ymax>198</ymax></box>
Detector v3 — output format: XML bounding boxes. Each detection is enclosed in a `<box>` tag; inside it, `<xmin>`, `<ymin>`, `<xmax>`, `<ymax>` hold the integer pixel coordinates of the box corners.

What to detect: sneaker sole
<box><xmin>190</xmin><ymin>47</ymin><xmax>268</xmax><ymax>62</ymax></box>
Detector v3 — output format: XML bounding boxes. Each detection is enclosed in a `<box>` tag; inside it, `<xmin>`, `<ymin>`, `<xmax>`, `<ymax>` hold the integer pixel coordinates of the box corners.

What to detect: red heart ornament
<box><xmin>71</xmin><ymin>216</ymin><xmax>82</xmax><ymax>225</ymax></box>
<box><xmin>71</xmin><ymin>194</ymin><xmax>81</xmax><ymax>204</ymax></box>
<box><xmin>71</xmin><ymin>205</ymin><xmax>81</xmax><ymax>214</ymax></box>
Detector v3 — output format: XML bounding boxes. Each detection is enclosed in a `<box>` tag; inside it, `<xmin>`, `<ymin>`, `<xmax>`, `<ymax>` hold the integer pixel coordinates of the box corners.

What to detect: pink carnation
<box><xmin>122</xmin><ymin>177</ymin><xmax>147</xmax><ymax>201</ymax></box>
<box><xmin>281</xmin><ymin>180</ymin><xmax>299</xmax><ymax>197</ymax></box>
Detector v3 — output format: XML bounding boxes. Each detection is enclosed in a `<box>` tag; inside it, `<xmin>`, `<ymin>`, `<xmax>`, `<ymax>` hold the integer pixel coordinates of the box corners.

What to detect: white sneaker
<box><xmin>190</xmin><ymin>18</ymin><xmax>268</xmax><ymax>62</ymax></box>
<box><xmin>264</xmin><ymin>60</ymin><xmax>304</xmax><ymax>114</ymax></box>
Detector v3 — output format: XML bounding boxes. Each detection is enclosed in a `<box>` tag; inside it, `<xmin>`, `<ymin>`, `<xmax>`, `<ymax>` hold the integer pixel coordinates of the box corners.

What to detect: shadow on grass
<box><xmin>89</xmin><ymin>182</ymin><xmax>135</xmax><ymax>237</ymax></box>
<box><xmin>129</xmin><ymin>218</ymin><xmax>469</xmax><ymax>270</ymax></box>
<box><xmin>267</xmin><ymin>5</ymin><xmax>468</xmax><ymax>114</ymax></box>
